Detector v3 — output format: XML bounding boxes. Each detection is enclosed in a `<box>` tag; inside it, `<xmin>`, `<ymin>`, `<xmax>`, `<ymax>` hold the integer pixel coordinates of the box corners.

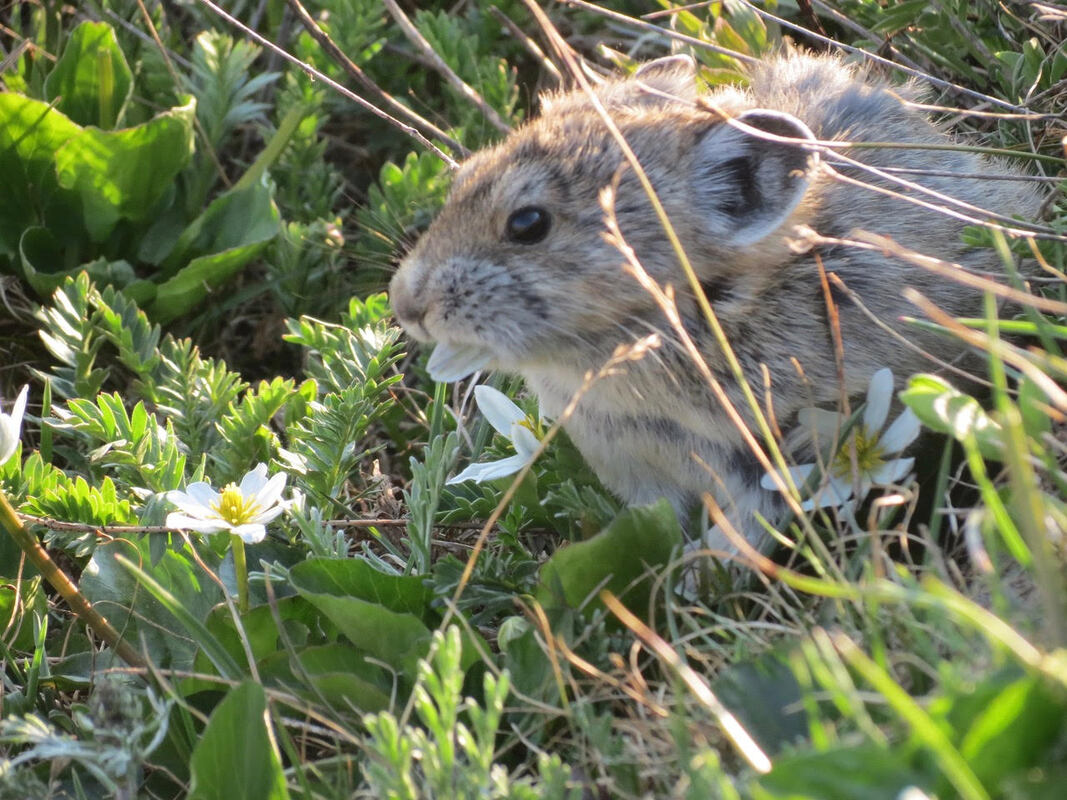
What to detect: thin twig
<box><xmin>380</xmin><ymin>0</ymin><xmax>512</xmax><ymax>136</ymax></box>
<box><xmin>191</xmin><ymin>0</ymin><xmax>459</xmax><ymax>168</ymax></box>
<box><xmin>734</xmin><ymin>0</ymin><xmax>1037</xmax><ymax>113</ymax></box>
<box><xmin>16</xmin><ymin>513</ymin><xmax>496</xmax><ymax>534</ymax></box>
<box><xmin>489</xmin><ymin>5</ymin><xmax>562</xmax><ymax>86</ymax></box>
<box><xmin>798</xmin><ymin>228</ymin><xmax>1067</xmax><ymax>315</ymax></box>
<box><xmin>284</xmin><ymin>0</ymin><xmax>468</xmax><ymax>157</ymax></box>
<box><xmin>133</xmin><ymin>0</ymin><xmax>231</xmax><ymax>188</ymax></box>
<box><xmin>559</xmin><ymin>0</ymin><xmax>760</xmax><ymax>64</ymax></box>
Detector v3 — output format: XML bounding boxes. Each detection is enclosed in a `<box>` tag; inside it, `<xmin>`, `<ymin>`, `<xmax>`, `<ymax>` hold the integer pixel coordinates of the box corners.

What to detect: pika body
<box><xmin>389</xmin><ymin>53</ymin><xmax>1039</xmax><ymax>550</ymax></box>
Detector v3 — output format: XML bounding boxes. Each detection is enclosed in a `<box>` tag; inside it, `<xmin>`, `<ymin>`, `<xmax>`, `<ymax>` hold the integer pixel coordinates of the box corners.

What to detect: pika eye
<box><xmin>505</xmin><ymin>206</ymin><xmax>551</xmax><ymax>244</ymax></box>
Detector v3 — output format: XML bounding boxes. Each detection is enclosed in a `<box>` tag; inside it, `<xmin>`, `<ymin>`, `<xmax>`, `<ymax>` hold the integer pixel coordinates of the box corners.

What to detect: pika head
<box><xmin>390</xmin><ymin>56</ymin><xmax>820</xmax><ymax>380</ymax></box>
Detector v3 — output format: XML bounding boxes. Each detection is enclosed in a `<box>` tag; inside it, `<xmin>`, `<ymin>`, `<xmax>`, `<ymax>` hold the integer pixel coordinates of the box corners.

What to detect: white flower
<box><xmin>0</xmin><ymin>385</ymin><xmax>29</xmax><ymax>466</ymax></box>
<box><xmin>426</xmin><ymin>342</ymin><xmax>493</xmax><ymax>382</ymax></box>
<box><xmin>447</xmin><ymin>386</ymin><xmax>540</xmax><ymax>485</ymax></box>
<box><xmin>165</xmin><ymin>463</ymin><xmax>288</xmax><ymax>543</ymax></box>
<box><xmin>761</xmin><ymin>368</ymin><xmax>921</xmax><ymax>510</ymax></box>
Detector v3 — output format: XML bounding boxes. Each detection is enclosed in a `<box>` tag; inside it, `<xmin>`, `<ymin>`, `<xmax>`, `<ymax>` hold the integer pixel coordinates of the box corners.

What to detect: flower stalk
<box><xmin>231</xmin><ymin>533</ymin><xmax>249</xmax><ymax>614</ymax></box>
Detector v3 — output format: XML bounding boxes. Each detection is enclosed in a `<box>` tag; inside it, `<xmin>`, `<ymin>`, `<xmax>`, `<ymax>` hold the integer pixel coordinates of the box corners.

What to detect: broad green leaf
<box><xmin>955</xmin><ymin>674</ymin><xmax>1064</xmax><ymax>788</ymax></box>
<box><xmin>288</xmin><ymin>558</ymin><xmax>484</xmax><ymax>677</ymax></box>
<box><xmin>285</xmin><ymin>643</ymin><xmax>393</xmax><ymax>712</ymax></box>
<box><xmin>158</xmin><ymin>178</ymin><xmax>281</xmax><ymax>277</ymax></box>
<box><xmin>20</xmin><ymin>228</ymin><xmax>136</xmax><ymax>295</ymax></box>
<box><xmin>712</xmin><ymin>652</ymin><xmax>808</xmax><ymax>756</ymax></box>
<box><xmin>188</xmin><ymin>681</ymin><xmax>290</xmax><ymax>800</ymax></box>
<box><xmin>44</xmin><ymin>21</ymin><xmax>132</xmax><ymax>129</ymax></box>
<box><xmin>148</xmin><ymin>179</ymin><xmax>281</xmax><ymax>322</ymax></box>
<box><xmin>536</xmin><ymin>499</ymin><xmax>682</xmax><ymax>617</ymax></box>
<box><xmin>900</xmin><ymin>374</ymin><xmax>1003</xmax><ymax>459</ymax></box>
<box><xmin>294</xmin><ymin>591</ymin><xmax>432</xmax><ymax>676</ymax></box>
<box><xmin>754</xmin><ymin>743</ymin><xmax>931</xmax><ymax>799</ymax></box>
<box><xmin>80</xmin><ymin>538</ymin><xmax>224</xmax><ymax>671</ymax></box>
<box><xmin>54</xmin><ymin>98</ymin><xmax>196</xmax><ymax>241</ymax></box>
<box><xmin>0</xmin><ymin>94</ymin><xmax>83</xmax><ymax>264</ymax></box>
<box><xmin>289</xmin><ymin>557</ymin><xmax>436</xmax><ymax>618</ymax></box>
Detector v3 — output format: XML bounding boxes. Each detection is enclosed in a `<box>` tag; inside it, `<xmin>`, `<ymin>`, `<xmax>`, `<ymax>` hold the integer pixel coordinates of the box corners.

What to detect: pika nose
<box><xmin>389</xmin><ymin>277</ymin><xmax>427</xmax><ymax>332</ymax></box>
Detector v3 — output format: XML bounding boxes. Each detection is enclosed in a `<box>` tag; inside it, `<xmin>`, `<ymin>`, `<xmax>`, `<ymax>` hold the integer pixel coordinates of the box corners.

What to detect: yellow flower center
<box><xmin>833</xmin><ymin>427</ymin><xmax>885</xmax><ymax>478</ymax></box>
<box><xmin>517</xmin><ymin>418</ymin><xmax>541</xmax><ymax>438</ymax></box>
<box><xmin>211</xmin><ymin>483</ymin><xmax>257</xmax><ymax>525</ymax></box>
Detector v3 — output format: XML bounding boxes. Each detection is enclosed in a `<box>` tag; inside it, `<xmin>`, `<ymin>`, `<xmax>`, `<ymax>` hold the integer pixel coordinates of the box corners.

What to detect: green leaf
<box><xmin>535</xmin><ymin>499</ymin><xmax>682</xmax><ymax>617</ymax></box>
<box><xmin>148</xmin><ymin>179</ymin><xmax>281</xmax><ymax>322</ymax></box>
<box><xmin>80</xmin><ymin>539</ymin><xmax>226</xmax><ymax>672</ymax></box>
<box><xmin>289</xmin><ymin>557</ymin><xmax>436</xmax><ymax>617</ymax></box>
<box><xmin>1017</xmin><ymin>377</ymin><xmax>1052</xmax><ymax>439</ymax></box>
<box><xmin>754</xmin><ymin>743</ymin><xmax>931</xmax><ymax>799</ymax></box>
<box><xmin>956</xmin><ymin>674</ymin><xmax>1065</xmax><ymax>788</ymax></box>
<box><xmin>20</xmin><ymin>232</ymin><xmax>137</xmax><ymax>295</ymax></box>
<box><xmin>54</xmin><ymin>97</ymin><xmax>196</xmax><ymax>241</ymax></box>
<box><xmin>900</xmin><ymin>374</ymin><xmax>1003</xmax><ymax>459</ymax></box>
<box><xmin>0</xmin><ymin>94</ymin><xmax>83</xmax><ymax>264</ymax></box>
<box><xmin>44</xmin><ymin>21</ymin><xmax>132</xmax><ymax>129</ymax></box>
<box><xmin>286</xmin><ymin>643</ymin><xmax>393</xmax><ymax>713</ymax></box>
<box><xmin>188</xmin><ymin>681</ymin><xmax>290</xmax><ymax>800</ymax></box>
<box><xmin>288</xmin><ymin>558</ymin><xmax>479</xmax><ymax>677</ymax></box>
<box><xmin>712</xmin><ymin>652</ymin><xmax>808</xmax><ymax>756</ymax></box>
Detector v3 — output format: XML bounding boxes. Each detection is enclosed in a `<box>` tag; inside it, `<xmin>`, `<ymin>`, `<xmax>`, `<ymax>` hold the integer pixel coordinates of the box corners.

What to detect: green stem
<box><xmin>0</xmin><ymin>489</ymin><xmax>145</xmax><ymax>668</ymax></box>
<box><xmin>231</xmin><ymin>533</ymin><xmax>249</xmax><ymax>614</ymax></box>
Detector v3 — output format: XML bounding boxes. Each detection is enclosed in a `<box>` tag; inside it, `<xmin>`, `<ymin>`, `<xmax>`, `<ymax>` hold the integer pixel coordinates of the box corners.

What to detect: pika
<box><xmin>389</xmin><ymin>53</ymin><xmax>1040</xmax><ymax>549</ymax></box>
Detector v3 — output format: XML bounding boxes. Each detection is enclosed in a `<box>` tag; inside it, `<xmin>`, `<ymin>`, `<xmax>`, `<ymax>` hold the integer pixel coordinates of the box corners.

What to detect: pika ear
<box><xmin>632</xmin><ymin>54</ymin><xmax>698</xmax><ymax>101</ymax></box>
<box><xmin>694</xmin><ymin>109</ymin><xmax>819</xmax><ymax>247</ymax></box>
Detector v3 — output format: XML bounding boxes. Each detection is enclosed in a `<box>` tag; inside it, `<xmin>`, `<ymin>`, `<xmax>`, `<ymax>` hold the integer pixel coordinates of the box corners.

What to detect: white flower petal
<box><xmin>426</xmin><ymin>342</ymin><xmax>493</xmax><ymax>382</ymax></box>
<box><xmin>802</xmin><ymin>494</ymin><xmax>854</xmax><ymax>511</ymax></box>
<box><xmin>880</xmin><ymin>409</ymin><xmax>921</xmax><ymax>454</ymax></box>
<box><xmin>869</xmin><ymin>456</ymin><xmax>915</xmax><ymax>485</ymax></box>
<box><xmin>248</xmin><ymin>503</ymin><xmax>286</xmax><ymax>525</ymax></box>
<box><xmin>446</xmin><ymin>454</ymin><xmax>528</xmax><ymax>485</ymax></box>
<box><xmin>166</xmin><ymin>513</ymin><xmax>229</xmax><ymax>534</ymax></box>
<box><xmin>9</xmin><ymin>385</ymin><xmax>28</xmax><ymax>426</ymax></box>
<box><xmin>509</xmin><ymin>423</ymin><xmax>540</xmax><ymax>459</ymax></box>
<box><xmin>760</xmin><ymin>463</ymin><xmax>818</xmax><ymax>491</ymax></box>
<box><xmin>0</xmin><ymin>427</ymin><xmax>17</xmax><ymax>466</ymax></box>
<box><xmin>184</xmin><ymin>482</ymin><xmax>220</xmax><ymax>508</ymax></box>
<box><xmin>251</xmin><ymin>471</ymin><xmax>287</xmax><ymax>510</ymax></box>
<box><xmin>230</xmin><ymin>523</ymin><xmax>267</xmax><ymax>544</ymax></box>
<box><xmin>238</xmin><ymin>463</ymin><xmax>269</xmax><ymax>496</ymax></box>
<box><xmin>797</xmin><ymin>407</ymin><xmax>845</xmax><ymax>443</ymax></box>
<box><xmin>804</xmin><ymin>478</ymin><xmax>855</xmax><ymax>509</ymax></box>
<box><xmin>863</xmin><ymin>368</ymin><xmax>894</xmax><ymax>434</ymax></box>
<box><xmin>166</xmin><ymin>488</ymin><xmax>217</xmax><ymax>518</ymax></box>
<box><xmin>0</xmin><ymin>385</ymin><xmax>29</xmax><ymax>464</ymax></box>
<box><xmin>474</xmin><ymin>385</ymin><xmax>525</xmax><ymax>437</ymax></box>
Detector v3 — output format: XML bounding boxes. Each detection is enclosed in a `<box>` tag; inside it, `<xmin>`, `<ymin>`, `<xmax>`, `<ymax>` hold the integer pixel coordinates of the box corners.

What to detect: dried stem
<box><xmin>380</xmin><ymin>0</ymin><xmax>512</xmax><ymax>136</ymax></box>
<box><xmin>192</xmin><ymin>0</ymin><xmax>459</xmax><ymax>167</ymax></box>
<box><xmin>284</xmin><ymin>0</ymin><xmax>468</xmax><ymax>157</ymax></box>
